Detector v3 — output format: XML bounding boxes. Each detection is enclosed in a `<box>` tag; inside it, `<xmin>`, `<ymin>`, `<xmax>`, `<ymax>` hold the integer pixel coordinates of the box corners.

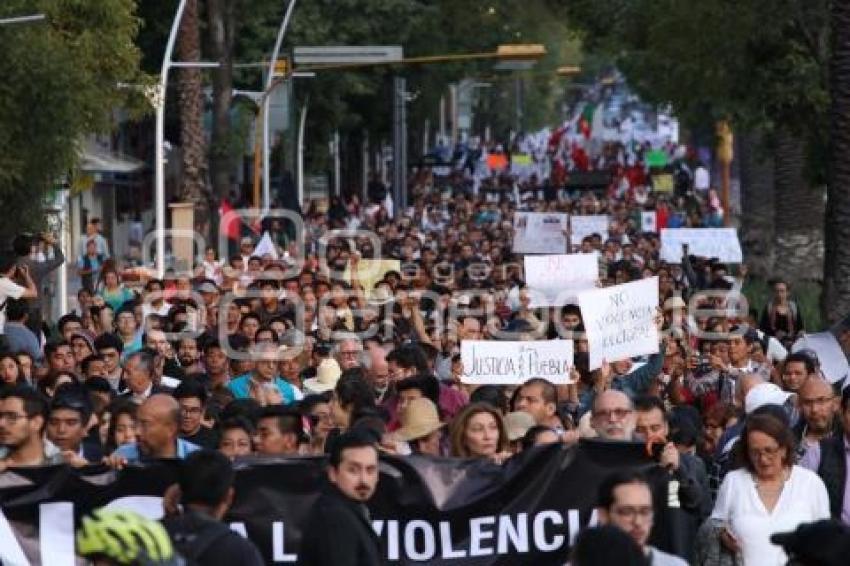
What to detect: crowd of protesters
<box><xmin>2</xmin><ymin>131</ymin><xmax>850</xmax><ymax>565</ymax></box>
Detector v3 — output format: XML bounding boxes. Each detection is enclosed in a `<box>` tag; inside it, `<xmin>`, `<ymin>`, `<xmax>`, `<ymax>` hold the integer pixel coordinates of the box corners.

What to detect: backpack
<box><xmin>168</xmin><ymin>519</ymin><xmax>233</xmax><ymax>565</ymax></box>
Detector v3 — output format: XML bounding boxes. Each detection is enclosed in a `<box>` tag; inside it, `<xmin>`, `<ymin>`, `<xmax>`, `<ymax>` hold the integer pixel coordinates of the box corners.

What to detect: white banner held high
<box><xmin>660</xmin><ymin>228</ymin><xmax>743</xmax><ymax>264</ymax></box>
<box><xmin>513</xmin><ymin>212</ymin><xmax>569</xmax><ymax>254</ymax></box>
<box><xmin>460</xmin><ymin>340</ymin><xmax>574</xmax><ymax>385</ymax></box>
<box><xmin>578</xmin><ymin>277</ymin><xmax>660</xmax><ymax>370</ymax></box>
<box><xmin>570</xmin><ymin>215</ymin><xmax>610</xmax><ymax>246</ymax></box>
<box><xmin>524</xmin><ymin>253</ymin><xmax>599</xmax><ymax>307</ymax></box>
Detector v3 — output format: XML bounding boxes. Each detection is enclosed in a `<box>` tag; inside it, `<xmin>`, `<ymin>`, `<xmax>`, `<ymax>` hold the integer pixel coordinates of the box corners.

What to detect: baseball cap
<box><xmin>745</xmin><ymin>383</ymin><xmax>793</xmax><ymax>415</ymax></box>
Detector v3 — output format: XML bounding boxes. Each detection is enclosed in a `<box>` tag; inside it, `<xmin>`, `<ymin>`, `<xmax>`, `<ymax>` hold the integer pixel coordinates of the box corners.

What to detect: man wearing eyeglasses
<box><xmin>800</xmin><ymin>385</ymin><xmax>850</xmax><ymax>524</ymax></box>
<box><xmin>597</xmin><ymin>470</ymin><xmax>687</xmax><ymax>566</ymax></box>
<box><xmin>174</xmin><ymin>380</ymin><xmax>219</xmax><ymax>449</ymax></box>
<box><xmin>0</xmin><ymin>386</ymin><xmax>63</xmax><ymax>470</ymax></box>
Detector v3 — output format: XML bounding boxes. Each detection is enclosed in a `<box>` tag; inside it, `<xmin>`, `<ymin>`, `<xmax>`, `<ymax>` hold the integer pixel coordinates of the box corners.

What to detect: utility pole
<box><xmin>392</xmin><ymin>76</ymin><xmax>408</xmax><ymax>216</ymax></box>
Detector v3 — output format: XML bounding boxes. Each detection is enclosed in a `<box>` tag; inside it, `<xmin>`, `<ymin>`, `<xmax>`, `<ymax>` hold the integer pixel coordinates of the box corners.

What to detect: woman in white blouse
<box><xmin>711</xmin><ymin>413</ymin><xmax>830</xmax><ymax>565</ymax></box>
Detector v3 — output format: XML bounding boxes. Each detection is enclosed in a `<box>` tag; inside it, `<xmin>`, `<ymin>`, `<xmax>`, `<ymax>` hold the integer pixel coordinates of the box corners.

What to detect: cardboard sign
<box><xmin>570</xmin><ymin>215</ymin><xmax>610</xmax><ymax>246</ymax></box>
<box><xmin>654</xmin><ymin>173</ymin><xmax>674</xmax><ymax>194</ymax></box>
<box><xmin>461</xmin><ymin>340</ymin><xmax>575</xmax><ymax>385</ymax></box>
<box><xmin>513</xmin><ymin>212</ymin><xmax>569</xmax><ymax>254</ymax></box>
<box><xmin>524</xmin><ymin>253</ymin><xmax>599</xmax><ymax>307</ymax></box>
<box><xmin>343</xmin><ymin>259</ymin><xmax>401</xmax><ymax>291</ymax></box>
<box><xmin>660</xmin><ymin>228</ymin><xmax>743</xmax><ymax>264</ymax></box>
<box><xmin>641</xmin><ymin>211</ymin><xmax>657</xmax><ymax>233</ymax></box>
<box><xmin>792</xmin><ymin>332</ymin><xmax>850</xmax><ymax>385</ymax></box>
<box><xmin>578</xmin><ymin>277</ymin><xmax>660</xmax><ymax>370</ymax></box>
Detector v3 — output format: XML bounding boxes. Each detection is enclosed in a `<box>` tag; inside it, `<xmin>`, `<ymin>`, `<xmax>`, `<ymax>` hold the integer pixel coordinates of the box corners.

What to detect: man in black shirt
<box><xmin>174</xmin><ymin>380</ymin><xmax>219</xmax><ymax>449</ymax></box>
<box><xmin>298</xmin><ymin>430</ymin><xmax>384</xmax><ymax>565</ymax></box>
<box><xmin>162</xmin><ymin>450</ymin><xmax>264</xmax><ymax>565</ymax></box>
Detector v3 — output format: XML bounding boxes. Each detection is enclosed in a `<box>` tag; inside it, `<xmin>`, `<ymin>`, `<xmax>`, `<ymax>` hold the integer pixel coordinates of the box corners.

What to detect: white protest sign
<box><xmin>524</xmin><ymin>253</ymin><xmax>599</xmax><ymax>307</ymax></box>
<box><xmin>460</xmin><ymin>340</ymin><xmax>574</xmax><ymax>385</ymax></box>
<box><xmin>253</xmin><ymin>231</ymin><xmax>279</xmax><ymax>259</ymax></box>
<box><xmin>513</xmin><ymin>212</ymin><xmax>569</xmax><ymax>254</ymax></box>
<box><xmin>792</xmin><ymin>332</ymin><xmax>849</xmax><ymax>384</ymax></box>
<box><xmin>578</xmin><ymin>277</ymin><xmax>660</xmax><ymax>370</ymax></box>
<box><xmin>570</xmin><ymin>215</ymin><xmax>610</xmax><ymax>246</ymax></box>
<box><xmin>641</xmin><ymin>211</ymin><xmax>657</xmax><ymax>233</ymax></box>
<box><xmin>660</xmin><ymin>228</ymin><xmax>743</xmax><ymax>264</ymax></box>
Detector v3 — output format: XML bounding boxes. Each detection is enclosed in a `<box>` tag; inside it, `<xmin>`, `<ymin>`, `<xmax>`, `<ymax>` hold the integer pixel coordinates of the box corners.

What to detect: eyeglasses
<box><xmin>179</xmin><ymin>406</ymin><xmax>203</xmax><ymax>416</ymax></box>
<box><xmin>592</xmin><ymin>408</ymin><xmax>632</xmax><ymax>421</ymax></box>
<box><xmin>0</xmin><ymin>412</ymin><xmax>29</xmax><ymax>424</ymax></box>
<box><xmin>611</xmin><ymin>505</ymin><xmax>653</xmax><ymax>521</ymax></box>
<box><xmin>748</xmin><ymin>446</ymin><xmax>783</xmax><ymax>459</ymax></box>
<box><xmin>800</xmin><ymin>397</ymin><xmax>834</xmax><ymax>409</ymax></box>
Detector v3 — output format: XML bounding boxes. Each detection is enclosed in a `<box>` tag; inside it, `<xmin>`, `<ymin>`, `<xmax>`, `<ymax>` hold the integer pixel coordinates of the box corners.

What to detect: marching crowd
<box><xmin>1</xmin><ymin>139</ymin><xmax>849</xmax><ymax>565</ymax></box>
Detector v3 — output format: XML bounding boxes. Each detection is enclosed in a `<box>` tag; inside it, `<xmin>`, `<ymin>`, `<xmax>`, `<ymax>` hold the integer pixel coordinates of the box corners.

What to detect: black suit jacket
<box><xmin>297</xmin><ymin>486</ymin><xmax>384</xmax><ymax>566</ymax></box>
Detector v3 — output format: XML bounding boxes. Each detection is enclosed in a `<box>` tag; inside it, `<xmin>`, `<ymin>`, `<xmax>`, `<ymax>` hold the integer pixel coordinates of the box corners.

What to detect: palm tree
<box><xmin>772</xmin><ymin>128</ymin><xmax>825</xmax><ymax>284</ymax></box>
<box><xmin>207</xmin><ymin>0</ymin><xmax>234</xmax><ymax>201</ymax></box>
<box><xmin>176</xmin><ymin>0</ymin><xmax>209</xmax><ymax>224</ymax></box>
<box><xmin>824</xmin><ymin>0</ymin><xmax>850</xmax><ymax>325</ymax></box>
<box><xmin>737</xmin><ymin>130</ymin><xmax>775</xmax><ymax>279</ymax></box>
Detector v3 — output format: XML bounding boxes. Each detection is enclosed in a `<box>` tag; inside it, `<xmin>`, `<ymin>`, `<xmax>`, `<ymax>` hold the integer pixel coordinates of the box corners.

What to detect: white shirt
<box><xmin>0</xmin><ymin>276</ymin><xmax>26</xmax><ymax>332</ymax></box>
<box><xmin>694</xmin><ymin>166</ymin><xmax>710</xmax><ymax>191</ymax></box>
<box><xmin>711</xmin><ymin>466</ymin><xmax>830</xmax><ymax>566</ymax></box>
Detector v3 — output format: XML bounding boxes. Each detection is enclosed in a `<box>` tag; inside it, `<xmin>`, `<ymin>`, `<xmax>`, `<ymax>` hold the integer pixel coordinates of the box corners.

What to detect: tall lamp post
<box><xmin>262</xmin><ymin>0</ymin><xmax>298</xmax><ymax>212</ymax></box>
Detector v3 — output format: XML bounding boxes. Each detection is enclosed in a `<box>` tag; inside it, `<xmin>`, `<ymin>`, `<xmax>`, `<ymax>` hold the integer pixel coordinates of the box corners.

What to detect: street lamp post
<box><xmin>154</xmin><ymin>0</ymin><xmax>189</xmax><ymax>278</ymax></box>
<box><xmin>262</xmin><ymin>0</ymin><xmax>298</xmax><ymax>212</ymax></box>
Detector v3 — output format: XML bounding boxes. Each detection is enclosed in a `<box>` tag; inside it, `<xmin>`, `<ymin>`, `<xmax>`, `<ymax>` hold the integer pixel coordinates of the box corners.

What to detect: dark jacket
<box><xmin>163</xmin><ymin>509</ymin><xmax>264</xmax><ymax>566</ymax></box>
<box><xmin>17</xmin><ymin>242</ymin><xmax>64</xmax><ymax>336</ymax></box>
<box><xmin>298</xmin><ymin>485</ymin><xmax>384</xmax><ymax>566</ymax></box>
<box><xmin>817</xmin><ymin>435</ymin><xmax>848</xmax><ymax>520</ymax></box>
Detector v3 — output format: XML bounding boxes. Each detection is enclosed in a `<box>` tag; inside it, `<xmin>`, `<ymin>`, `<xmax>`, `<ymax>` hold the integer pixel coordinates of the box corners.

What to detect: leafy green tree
<box><xmin>565</xmin><ymin>0</ymin><xmax>829</xmax><ymax>282</ymax></box>
<box><xmin>0</xmin><ymin>0</ymin><xmax>146</xmax><ymax>245</ymax></box>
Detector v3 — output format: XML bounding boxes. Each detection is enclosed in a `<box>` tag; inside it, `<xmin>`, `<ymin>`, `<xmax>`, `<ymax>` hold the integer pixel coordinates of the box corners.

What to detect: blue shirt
<box><xmin>227</xmin><ymin>373</ymin><xmax>297</xmax><ymax>405</ymax></box>
<box><xmin>114</xmin><ymin>438</ymin><xmax>200</xmax><ymax>462</ymax></box>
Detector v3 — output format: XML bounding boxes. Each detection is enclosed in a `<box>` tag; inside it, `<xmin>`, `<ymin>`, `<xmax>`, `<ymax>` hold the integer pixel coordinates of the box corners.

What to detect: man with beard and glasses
<box><xmin>298</xmin><ymin>430</ymin><xmax>384</xmax><ymax>565</ymax></box>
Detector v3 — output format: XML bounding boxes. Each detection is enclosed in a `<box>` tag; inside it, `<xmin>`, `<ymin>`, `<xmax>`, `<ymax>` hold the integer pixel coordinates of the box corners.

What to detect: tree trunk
<box><xmin>738</xmin><ymin>129</ymin><xmax>775</xmax><ymax>279</ymax></box>
<box><xmin>824</xmin><ymin>0</ymin><xmax>850</xmax><ymax>325</ymax></box>
<box><xmin>207</xmin><ymin>0</ymin><xmax>234</xmax><ymax>201</ymax></box>
<box><xmin>176</xmin><ymin>0</ymin><xmax>209</xmax><ymax>234</ymax></box>
<box><xmin>772</xmin><ymin>127</ymin><xmax>825</xmax><ymax>284</ymax></box>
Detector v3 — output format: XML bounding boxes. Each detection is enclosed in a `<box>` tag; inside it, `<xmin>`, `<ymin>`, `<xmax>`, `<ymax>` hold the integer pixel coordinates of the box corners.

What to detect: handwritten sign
<box><xmin>524</xmin><ymin>253</ymin><xmax>599</xmax><ymax>307</ymax></box>
<box><xmin>660</xmin><ymin>228</ymin><xmax>743</xmax><ymax>264</ymax></box>
<box><xmin>513</xmin><ymin>212</ymin><xmax>569</xmax><ymax>254</ymax></box>
<box><xmin>570</xmin><ymin>215</ymin><xmax>610</xmax><ymax>247</ymax></box>
<box><xmin>641</xmin><ymin>211</ymin><xmax>657</xmax><ymax>233</ymax></box>
<box><xmin>578</xmin><ymin>277</ymin><xmax>660</xmax><ymax>370</ymax></box>
<box><xmin>343</xmin><ymin>259</ymin><xmax>401</xmax><ymax>291</ymax></box>
<box><xmin>460</xmin><ymin>340</ymin><xmax>575</xmax><ymax>385</ymax></box>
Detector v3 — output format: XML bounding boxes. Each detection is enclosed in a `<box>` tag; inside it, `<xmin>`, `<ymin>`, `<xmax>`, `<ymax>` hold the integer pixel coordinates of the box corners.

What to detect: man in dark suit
<box><xmin>118</xmin><ymin>350</ymin><xmax>170</xmax><ymax>404</ymax></box>
<box><xmin>298</xmin><ymin>430</ymin><xmax>384</xmax><ymax>566</ymax></box>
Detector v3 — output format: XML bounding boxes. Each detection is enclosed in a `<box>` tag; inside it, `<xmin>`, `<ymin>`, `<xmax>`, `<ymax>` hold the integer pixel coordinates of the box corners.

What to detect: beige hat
<box><xmin>504</xmin><ymin>411</ymin><xmax>536</xmax><ymax>442</ymax></box>
<box><xmin>664</xmin><ymin>296</ymin><xmax>687</xmax><ymax>311</ymax></box>
<box><xmin>303</xmin><ymin>358</ymin><xmax>342</xmax><ymax>394</ymax></box>
<box><xmin>396</xmin><ymin>398</ymin><xmax>444</xmax><ymax>441</ymax></box>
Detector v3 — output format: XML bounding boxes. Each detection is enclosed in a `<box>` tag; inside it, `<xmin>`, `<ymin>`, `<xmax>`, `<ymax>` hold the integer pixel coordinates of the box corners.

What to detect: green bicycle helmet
<box><xmin>76</xmin><ymin>508</ymin><xmax>184</xmax><ymax>565</ymax></box>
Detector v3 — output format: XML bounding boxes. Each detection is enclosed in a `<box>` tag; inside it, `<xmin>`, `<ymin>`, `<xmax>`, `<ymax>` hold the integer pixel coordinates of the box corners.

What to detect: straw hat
<box><xmin>504</xmin><ymin>411</ymin><xmax>536</xmax><ymax>442</ymax></box>
<box><xmin>303</xmin><ymin>358</ymin><xmax>342</xmax><ymax>394</ymax></box>
<box><xmin>395</xmin><ymin>398</ymin><xmax>444</xmax><ymax>441</ymax></box>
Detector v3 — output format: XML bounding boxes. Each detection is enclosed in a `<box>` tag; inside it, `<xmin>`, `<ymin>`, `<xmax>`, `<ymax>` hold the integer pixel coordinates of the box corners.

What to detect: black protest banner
<box><xmin>0</xmin><ymin>441</ymin><xmax>659</xmax><ymax>565</ymax></box>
